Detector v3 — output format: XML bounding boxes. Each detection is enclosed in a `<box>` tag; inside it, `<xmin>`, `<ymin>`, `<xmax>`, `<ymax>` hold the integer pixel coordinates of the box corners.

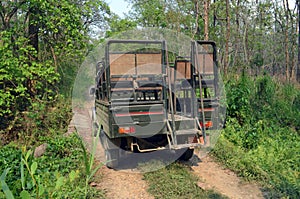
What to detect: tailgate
<box><xmin>111</xmin><ymin>103</ymin><xmax>166</xmax><ymax>138</ymax></box>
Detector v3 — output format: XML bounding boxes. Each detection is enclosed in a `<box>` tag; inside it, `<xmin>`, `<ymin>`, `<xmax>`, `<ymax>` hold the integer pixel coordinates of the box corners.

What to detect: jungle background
<box><xmin>0</xmin><ymin>0</ymin><xmax>299</xmax><ymax>198</ymax></box>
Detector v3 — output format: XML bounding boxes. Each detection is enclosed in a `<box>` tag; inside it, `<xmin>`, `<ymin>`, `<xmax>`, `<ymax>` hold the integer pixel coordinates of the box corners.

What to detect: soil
<box><xmin>96</xmin><ymin>167</ymin><xmax>154</xmax><ymax>199</ymax></box>
<box><xmin>191</xmin><ymin>155</ymin><xmax>264</xmax><ymax>199</ymax></box>
<box><xmin>70</xmin><ymin>104</ymin><xmax>153</xmax><ymax>199</ymax></box>
<box><xmin>70</xmin><ymin>103</ymin><xmax>264</xmax><ymax>199</ymax></box>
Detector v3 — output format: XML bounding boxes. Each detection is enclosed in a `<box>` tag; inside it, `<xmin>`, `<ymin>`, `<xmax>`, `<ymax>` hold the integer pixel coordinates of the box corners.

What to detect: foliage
<box><xmin>213</xmin><ymin>74</ymin><xmax>300</xmax><ymax>198</ymax></box>
<box><xmin>225</xmin><ymin>73</ymin><xmax>253</xmax><ymax>124</ymax></box>
<box><xmin>105</xmin><ymin>14</ymin><xmax>137</xmax><ymax>38</ymax></box>
<box><xmin>0</xmin><ymin>31</ymin><xmax>59</xmax><ymax>127</ymax></box>
<box><xmin>0</xmin><ymin>134</ymin><xmax>103</xmax><ymax>198</ymax></box>
<box><xmin>143</xmin><ymin>162</ymin><xmax>227</xmax><ymax>199</ymax></box>
<box><xmin>0</xmin><ymin>168</ymin><xmax>14</xmax><ymax>199</ymax></box>
<box><xmin>0</xmin><ymin>0</ymin><xmax>110</xmax><ymax>139</ymax></box>
<box><xmin>127</xmin><ymin>0</ymin><xmax>198</xmax><ymax>38</ymax></box>
<box><xmin>125</xmin><ymin>0</ymin><xmax>299</xmax><ymax>80</ymax></box>
<box><xmin>1</xmin><ymin>95</ymin><xmax>72</xmax><ymax>146</ymax></box>
<box><xmin>79</xmin><ymin>127</ymin><xmax>104</xmax><ymax>197</ymax></box>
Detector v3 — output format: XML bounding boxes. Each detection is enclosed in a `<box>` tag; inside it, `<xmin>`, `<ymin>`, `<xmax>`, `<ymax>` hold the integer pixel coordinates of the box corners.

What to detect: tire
<box><xmin>99</xmin><ymin>129</ymin><xmax>105</xmax><ymax>147</ymax></box>
<box><xmin>91</xmin><ymin>107</ymin><xmax>98</xmax><ymax>137</ymax></box>
<box><xmin>92</xmin><ymin>122</ymin><xmax>98</xmax><ymax>137</ymax></box>
<box><xmin>100</xmin><ymin>129</ymin><xmax>119</xmax><ymax>169</ymax></box>
<box><xmin>179</xmin><ymin>148</ymin><xmax>194</xmax><ymax>161</ymax></box>
<box><xmin>105</xmin><ymin>149</ymin><xmax>119</xmax><ymax>168</ymax></box>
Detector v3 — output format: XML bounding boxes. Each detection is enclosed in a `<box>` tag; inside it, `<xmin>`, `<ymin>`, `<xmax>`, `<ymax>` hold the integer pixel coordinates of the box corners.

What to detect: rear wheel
<box><xmin>91</xmin><ymin>108</ymin><xmax>98</xmax><ymax>137</ymax></box>
<box><xmin>92</xmin><ymin>122</ymin><xmax>98</xmax><ymax>137</ymax></box>
<box><xmin>100</xmin><ymin>129</ymin><xmax>119</xmax><ymax>168</ymax></box>
<box><xmin>105</xmin><ymin>149</ymin><xmax>119</xmax><ymax>168</ymax></box>
<box><xmin>179</xmin><ymin>148</ymin><xmax>194</xmax><ymax>161</ymax></box>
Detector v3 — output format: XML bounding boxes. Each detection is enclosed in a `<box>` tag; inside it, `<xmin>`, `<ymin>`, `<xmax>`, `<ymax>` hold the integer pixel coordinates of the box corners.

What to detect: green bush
<box><xmin>225</xmin><ymin>73</ymin><xmax>253</xmax><ymax>124</ymax></box>
<box><xmin>0</xmin><ymin>144</ymin><xmax>22</xmax><ymax>193</ymax></box>
<box><xmin>214</xmin><ymin>74</ymin><xmax>300</xmax><ymax>198</ymax></box>
<box><xmin>0</xmin><ymin>134</ymin><xmax>102</xmax><ymax>198</ymax></box>
<box><xmin>37</xmin><ymin>134</ymin><xmax>84</xmax><ymax>175</ymax></box>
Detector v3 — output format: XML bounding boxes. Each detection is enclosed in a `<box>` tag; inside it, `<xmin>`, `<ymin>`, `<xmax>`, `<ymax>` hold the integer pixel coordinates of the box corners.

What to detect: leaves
<box><xmin>30</xmin><ymin>162</ymin><xmax>37</xmax><ymax>176</ymax></box>
<box><xmin>0</xmin><ymin>0</ymin><xmax>110</xmax><ymax>135</ymax></box>
<box><xmin>214</xmin><ymin>74</ymin><xmax>300</xmax><ymax>197</ymax></box>
<box><xmin>0</xmin><ymin>169</ymin><xmax>15</xmax><ymax>199</ymax></box>
<box><xmin>55</xmin><ymin>177</ymin><xmax>65</xmax><ymax>190</ymax></box>
<box><xmin>20</xmin><ymin>190</ymin><xmax>31</xmax><ymax>199</ymax></box>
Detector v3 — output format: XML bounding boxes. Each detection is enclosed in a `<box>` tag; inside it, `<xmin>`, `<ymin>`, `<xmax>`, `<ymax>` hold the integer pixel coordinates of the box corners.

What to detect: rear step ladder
<box><xmin>192</xmin><ymin>41</ymin><xmax>220</xmax><ymax>144</ymax></box>
<box><xmin>166</xmin><ymin>54</ymin><xmax>202</xmax><ymax>149</ymax></box>
<box><xmin>166</xmin><ymin>43</ymin><xmax>177</xmax><ymax>147</ymax></box>
<box><xmin>193</xmin><ymin>41</ymin><xmax>207</xmax><ymax>144</ymax></box>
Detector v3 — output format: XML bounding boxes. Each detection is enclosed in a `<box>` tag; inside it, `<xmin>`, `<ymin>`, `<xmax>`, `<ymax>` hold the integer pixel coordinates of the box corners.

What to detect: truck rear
<box><xmin>92</xmin><ymin>40</ymin><xmax>219</xmax><ymax>168</ymax></box>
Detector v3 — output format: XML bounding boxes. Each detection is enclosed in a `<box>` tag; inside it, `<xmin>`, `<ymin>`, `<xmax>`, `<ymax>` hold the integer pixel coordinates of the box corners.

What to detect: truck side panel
<box><xmin>95</xmin><ymin>100</ymin><xmax>110</xmax><ymax>136</ymax></box>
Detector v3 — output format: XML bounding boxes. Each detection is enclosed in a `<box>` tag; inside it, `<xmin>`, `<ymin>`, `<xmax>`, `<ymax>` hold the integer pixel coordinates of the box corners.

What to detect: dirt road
<box><xmin>70</xmin><ymin>105</ymin><xmax>264</xmax><ymax>199</ymax></box>
<box><xmin>191</xmin><ymin>155</ymin><xmax>264</xmax><ymax>199</ymax></box>
<box><xmin>71</xmin><ymin>105</ymin><xmax>153</xmax><ymax>199</ymax></box>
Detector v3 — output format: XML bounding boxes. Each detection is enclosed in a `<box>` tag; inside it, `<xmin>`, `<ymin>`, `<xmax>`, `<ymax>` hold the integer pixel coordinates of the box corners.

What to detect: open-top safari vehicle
<box><xmin>92</xmin><ymin>40</ymin><xmax>219</xmax><ymax>168</ymax></box>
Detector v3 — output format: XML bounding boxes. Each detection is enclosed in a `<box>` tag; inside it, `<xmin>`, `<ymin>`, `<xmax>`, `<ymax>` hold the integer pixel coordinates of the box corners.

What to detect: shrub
<box><xmin>0</xmin><ymin>134</ymin><xmax>102</xmax><ymax>198</ymax></box>
<box><xmin>213</xmin><ymin>74</ymin><xmax>300</xmax><ymax>198</ymax></box>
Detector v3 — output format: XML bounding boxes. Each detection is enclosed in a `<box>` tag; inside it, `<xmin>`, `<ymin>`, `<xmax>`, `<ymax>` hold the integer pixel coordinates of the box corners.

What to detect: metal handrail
<box><xmin>194</xmin><ymin>41</ymin><xmax>206</xmax><ymax>144</ymax></box>
<box><xmin>165</xmin><ymin>42</ymin><xmax>177</xmax><ymax>145</ymax></box>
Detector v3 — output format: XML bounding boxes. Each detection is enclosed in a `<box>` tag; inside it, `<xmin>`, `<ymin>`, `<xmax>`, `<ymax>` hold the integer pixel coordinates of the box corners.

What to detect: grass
<box><xmin>0</xmin><ymin>130</ymin><xmax>105</xmax><ymax>198</ymax></box>
<box><xmin>212</xmin><ymin>74</ymin><xmax>300</xmax><ymax>198</ymax></box>
<box><xmin>0</xmin><ymin>93</ymin><xmax>109</xmax><ymax>198</ymax></box>
<box><xmin>142</xmin><ymin>161</ymin><xmax>227</xmax><ymax>199</ymax></box>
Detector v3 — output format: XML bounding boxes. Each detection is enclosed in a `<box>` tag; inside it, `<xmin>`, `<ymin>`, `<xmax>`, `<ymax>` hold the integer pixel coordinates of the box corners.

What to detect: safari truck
<box><xmin>91</xmin><ymin>40</ymin><xmax>219</xmax><ymax>168</ymax></box>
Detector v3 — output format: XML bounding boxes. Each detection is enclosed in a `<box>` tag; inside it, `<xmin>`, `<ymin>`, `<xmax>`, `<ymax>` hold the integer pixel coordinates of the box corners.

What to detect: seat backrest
<box><xmin>195</xmin><ymin>53</ymin><xmax>214</xmax><ymax>75</ymax></box>
<box><xmin>176</xmin><ymin>60</ymin><xmax>191</xmax><ymax>80</ymax></box>
<box><xmin>110</xmin><ymin>54</ymin><xmax>136</xmax><ymax>76</ymax></box>
<box><xmin>136</xmin><ymin>53</ymin><xmax>162</xmax><ymax>75</ymax></box>
<box><xmin>109</xmin><ymin>53</ymin><xmax>163</xmax><ymax>76</ymax></box>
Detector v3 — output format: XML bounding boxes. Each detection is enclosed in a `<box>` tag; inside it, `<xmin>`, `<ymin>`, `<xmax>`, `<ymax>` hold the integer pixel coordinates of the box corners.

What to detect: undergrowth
<box><xmin>0</xmin><ymin>133</ymin><xmax>104</xmax><ymax>198</ymax></box>
<box><xmin>213</xmin><ymin>73</ymin><xmax>300</xmax><ymax>198</ymax></box>
<box><xmin>0</xmin><ymin>96</ymin><xmax>104</xmax><ymax>198</ymax></box>
<box><xmin>143</xmin><ymin>161</ymin><xmax>227</xmax><ymax>199</ymax></box>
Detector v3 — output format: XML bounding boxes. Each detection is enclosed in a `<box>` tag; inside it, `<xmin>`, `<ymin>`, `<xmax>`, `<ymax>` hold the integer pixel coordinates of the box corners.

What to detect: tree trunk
<box><xmin>232</xmin><ymin>0</ymin><xmax>240</xmax><ymax>68</ymax></box>
<box><xmin>203</xmin><ymin>0</ymin><xmax>210</xmax><ymax>40</ymax></box>
<box><xmin>243</xmin><ymin>19</ymin><xmax>249</xmax><ymax>66</ymax></box>
<box><xmin>283</xmin><ymin>0</ymin><xmax>290</xmax><ymax>81</ymax></box>
<box><xmin>193</xmin><ymin>0</ymin><xmax>199</xmax><ymax>39</ymax></box>
<box><xmin>28</xmin><ymin>6</ymin><xmax>39</xmax><ymax>59</ymax></box>
<box><xmin>27</xmin><ymin>5</ymin><xmax>39</xmax><ymax>96</ymax></box>
<box><xmin>213</xmin><ymin>0</ymin><xmax>217</xmax><ymax>28</ymax></box>
<box><xmin>297</xmin><ymin>0</ymin><xmax>300</xmax><ymax>82</ymax></box>
<box><xmin>224</xmin><ymin>0</ymin><xmax>230</xmax><ymax>75</ymax></box>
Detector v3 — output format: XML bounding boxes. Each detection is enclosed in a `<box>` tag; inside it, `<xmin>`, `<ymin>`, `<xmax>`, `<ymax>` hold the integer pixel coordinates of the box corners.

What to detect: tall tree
<box><xmin>297</xmin><ymin>0</ymin><xmax>300</xmax><ymax>82</ymax></box>
<box><xmin>203</xmin><ymin>0</ymin><xmax>210</xmax><ymax>40</ymax></box>
<box><xmin>283</xmin><ymin>0</ymin><xmax>290</xmax><ymax>81</ymax></box>
<box><xmin>0</xmin><ymin>0</ymin><xmax>110</xmax><ymax>133</ymax></box>
<box><xmin>224</xmin><ymin>0</ymin><xmax>230</xmax><ymax>75</ymax></box>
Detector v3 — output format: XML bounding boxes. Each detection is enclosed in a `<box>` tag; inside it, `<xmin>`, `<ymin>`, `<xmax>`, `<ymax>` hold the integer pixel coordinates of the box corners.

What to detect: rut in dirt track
<box><xmin>69</xmin><ymin>103</ymin><xmax>264</xmax><ymax>199</ymax></box>
<box><xmin>190</xmin><ymin>154</ymin><xmax>264</xmax><ymax>199</ymax></box>
<box><xmin>70</xmin><ymin>104</ymin><xmax>154</xmax><ymax>199</ymax></box>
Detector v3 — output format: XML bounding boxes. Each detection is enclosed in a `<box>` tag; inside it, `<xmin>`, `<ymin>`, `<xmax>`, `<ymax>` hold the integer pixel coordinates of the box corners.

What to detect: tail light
<box><xmin>200</xmin><ymin>121</ymin><xmax>213</xmax><ymax>128</ymax></box>
<box><xmin>118</xmin><ymin>126</ymin><xmax>136</xmax><ymax>134</ymax></box>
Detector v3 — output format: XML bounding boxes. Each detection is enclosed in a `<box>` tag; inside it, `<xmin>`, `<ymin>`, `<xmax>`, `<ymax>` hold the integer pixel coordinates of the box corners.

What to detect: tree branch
<box><xmin>0</xmin><ymin>3</ymin><xmax>6</xmax><ymax>27</ymax></box>
<box><xmin>3</xmin><ymin>0</ymin><xmax>26</xmax><ymax>28</ymax></box>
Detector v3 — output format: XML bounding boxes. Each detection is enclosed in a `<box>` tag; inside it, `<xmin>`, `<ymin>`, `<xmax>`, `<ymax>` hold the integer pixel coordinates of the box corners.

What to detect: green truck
<box><xmin>92</xmin><ymin>40</ymin><xmax>219</xmax><ymax>168</ymax></box>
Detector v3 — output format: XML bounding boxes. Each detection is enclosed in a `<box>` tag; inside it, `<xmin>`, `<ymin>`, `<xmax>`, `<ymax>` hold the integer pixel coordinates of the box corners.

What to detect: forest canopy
<box><xmin>0</xmin><ymin>0</ymin><xmax>110</xmax><ymax>134</ymax></box>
